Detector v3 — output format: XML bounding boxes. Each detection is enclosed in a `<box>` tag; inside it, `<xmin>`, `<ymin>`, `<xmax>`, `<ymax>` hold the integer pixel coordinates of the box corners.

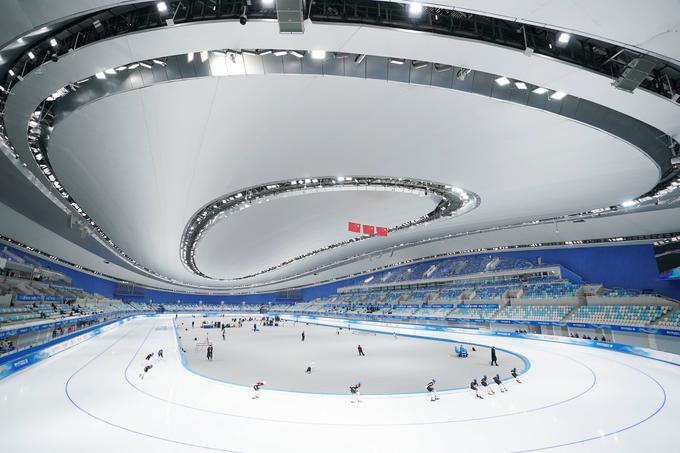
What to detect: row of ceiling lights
<box><xmin>7</xmin><ymin>44</ymin><xmax>680</xmax><ymax>288</ymax></box>
<box><xmin>180</xmin><ymin>177</ymin><xmax>474</xmax><ymax>281</ymax></box>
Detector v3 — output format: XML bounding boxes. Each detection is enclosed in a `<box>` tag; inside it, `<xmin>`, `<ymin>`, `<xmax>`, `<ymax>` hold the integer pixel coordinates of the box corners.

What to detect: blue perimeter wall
<box><xmin>3</xmin><ymin>242</ymin><xmax>680</xmax><ymax>303</ymax></box>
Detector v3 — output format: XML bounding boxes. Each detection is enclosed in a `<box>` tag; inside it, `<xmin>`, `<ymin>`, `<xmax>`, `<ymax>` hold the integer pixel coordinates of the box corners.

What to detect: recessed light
<box><xmin>409</xmin><ymin>2</ymin><xmax>423</xmax><ymax>16</ymax></box>
<box><xmin>532</xmin><ymin>87</ymin><xmax>548</xmax><ymax>94</ymax></box>
<box><xmin>495</xmin><ymin>76</ymin><xmax>510</xmax><ymax>86</ymax></box>
<box><xmin>558</xmin><ymin>32</ymin><xmax>571</xmax><ymax>44</ymax></box>
<box><xmin>311</xmin><ymin>50</ymin><xmax>326</xmax><ymax>60</ymax></box>
<box><xmin>514</xmin><ymin>82</ymin><xmax>527</xmax><ymax>90</ymax></box>
<box><xmin>550</xmin><ymin>91</ymin><xmax>567</xmax><ymax>100</ymax></box>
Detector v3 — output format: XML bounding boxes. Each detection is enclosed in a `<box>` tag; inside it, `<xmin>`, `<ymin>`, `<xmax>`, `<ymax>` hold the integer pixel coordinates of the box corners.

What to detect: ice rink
<box><xmin>1</xmin><ymin>315</ymin><xmax>678</xmax><ymax>452</ymax></box>
<box><xmin>177</xmin><ymin>317</ymin><xmax>526</xmax><ymax>393</ymax></box>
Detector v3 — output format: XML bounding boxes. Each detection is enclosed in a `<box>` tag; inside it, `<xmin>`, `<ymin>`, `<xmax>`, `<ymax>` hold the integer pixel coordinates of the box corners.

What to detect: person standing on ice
<box><xmin>252</xmin><ymin>381</ymin><xmax>266</xmax><ymax>399</ymax></box>
<box><xmin>157</xmin><ymin>348</ymin><xmax>164</xmax><ymax>359</ymax></box>
<box><xmin>491</xmin><ymin>346</ymin><xmax>499</xmax><ymax>366</ymax></box>
<box><xmin>510</xmin><ymin>367</ymin><xmax>522</xmax><ymax>383</ymax></box>
<box><xmin>357</xmin><ymin>344</ymin><xmax>365</xmax><ymax>356</ymax></box>
<box><xmin>207</xmin><ymin>344</ymin><xmax>213</xmax><ymax>361</ymax></box>
<box><xmin>470</xmin><ymin>379</ymin><xmax>483</xmax><ymax>399</ymax></box>
<box><xmin>349</xmin><ymin>382</ymin><xmax>361</xmax><ymax>403</ymax></box>
<box><xmin>493</xmin><ymin>374</ymin><xmax>508</xmax><ymax>393</ymax></box>
<box><xmin>301</xmin><ymin>331</ymin><xmax>305</xmax><ymax>341</ymax></box>
<box><xmin>426</xmin><ymin>378</ymin><xmax>438</xmax><ymax>402</ymax></box>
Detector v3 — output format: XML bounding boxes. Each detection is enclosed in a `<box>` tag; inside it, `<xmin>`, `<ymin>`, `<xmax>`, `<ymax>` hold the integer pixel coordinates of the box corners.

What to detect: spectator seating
<box><xmin>495</xmin><ymin>305</ymin><xmax>573</xmax><ymax>322</ymax></box>
<box><xmin>568</xmin><ymin>305</ymin><xmax>671</xmax><ymax>326</ymax></box>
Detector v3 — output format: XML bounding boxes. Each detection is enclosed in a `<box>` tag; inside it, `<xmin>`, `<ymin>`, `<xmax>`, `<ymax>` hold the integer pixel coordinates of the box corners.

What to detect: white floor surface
<box><xmin>0</xmin><ymin>315</ymin><xmax>678</xmax><ymax>452</ymax></box>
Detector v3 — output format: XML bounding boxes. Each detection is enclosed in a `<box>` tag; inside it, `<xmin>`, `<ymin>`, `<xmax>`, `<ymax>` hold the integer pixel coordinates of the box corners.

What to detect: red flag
<box><xmin>348</xmin><ymin>222</ymin><xmax>361</xmax><ymax>233</ymax></box>
<box><xmin>376</xmin><ymin>227</ymin><xmax>388</xmax><ymax>236</ymax></box>
<box><xmin>362</xmin><ymin>224</ymin><xmax>375</xmax><ymax>235</ymax></box>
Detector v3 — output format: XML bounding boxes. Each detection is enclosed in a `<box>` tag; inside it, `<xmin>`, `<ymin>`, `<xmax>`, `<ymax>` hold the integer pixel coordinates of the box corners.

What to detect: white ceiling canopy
<box><xmin>44</xmin><ymin>75</ymin><xmax>658</xmax><ymax>287</ymax></box>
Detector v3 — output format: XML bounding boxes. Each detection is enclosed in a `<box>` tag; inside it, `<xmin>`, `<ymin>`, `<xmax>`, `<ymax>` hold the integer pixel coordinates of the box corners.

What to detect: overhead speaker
<box><xmin>612</xmin><ymin>58</ymin><xmax>655</xmax><ymax>92</ymax></box>
<box><xmin>276</xmin><ymin>0</ymin><xmax>305</xmax><ymax>33</ymax></box>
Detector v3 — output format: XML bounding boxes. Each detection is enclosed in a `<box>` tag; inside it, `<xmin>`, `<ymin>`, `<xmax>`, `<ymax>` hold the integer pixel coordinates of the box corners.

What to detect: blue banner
<box><xmin>0</xmin><ymin>311</ymin><xmax>136</xmax><ymax>339</ymax></box>
<box><xmin>457</xmin><ymin>303</ymin><xmax>500</xmax><ymax>309</ymax></box>
<box><xmin>15</xmin><ymin>295</ymin><xmax>41</xmax><ymax>302</ymax></box>
<box><xmin>44</xmin><ymin>296</ymin><xmax>64</xmax><ymax>302</ymax></box>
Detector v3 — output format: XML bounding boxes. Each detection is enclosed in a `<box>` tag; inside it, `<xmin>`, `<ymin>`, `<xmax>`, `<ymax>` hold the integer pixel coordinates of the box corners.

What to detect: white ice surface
<box><xmin>0</xmin><ymin>316</ymin><xmax>678</xmax><ymax>452</ymax></box>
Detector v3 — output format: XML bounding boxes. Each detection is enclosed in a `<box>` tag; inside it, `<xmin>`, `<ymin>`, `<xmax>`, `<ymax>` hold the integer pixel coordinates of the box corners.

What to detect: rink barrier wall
<box><xmin>285</xmin><ymin>315</ymin><xmax>680</xmax><ymax>367</ymax></box>
<box><xmin>272</xmin><ymin>310</ymin><xmax>680</xmax><ymax>337</ymax></box>
<box><xmin>171</xmin><ymin>314</ymin><xmax>532</xmax><ymax>395</ymax></box>
<box><xmin>0</xmin><ymin>310</ymin><xmax>151</xmax><ymax>340</ymax></box>
<box><xmin>0</xmin><ymin>314</ymin><xmax>154</xmax><ymax>380</ymax></box>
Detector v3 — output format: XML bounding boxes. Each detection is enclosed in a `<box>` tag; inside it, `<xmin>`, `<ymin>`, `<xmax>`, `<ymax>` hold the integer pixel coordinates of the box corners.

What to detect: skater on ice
<box><xmin>493</xmin><ymin>374</ymin><xmax>507</xmax><ymax>392</ymax></box>
<box><xmin>139</xmin><ymin>363</ymin><xmax>153</xmax><ymax>379</ymax></box>
<box><xmin>157</xmin><ymin>348</ymin><xmax>163</xmax><ymax>359</ymax></box>
<box><xmin>357</xmin><ymin>344</ymin><xmax>365</xmax><ymax>356</ymax></box>
<box><xmin>207</xmin><ymin>344</ymin><xmax>213</xmax><ymax>361</ymax></box>
<box><xmin>349</xmin><ymin>381</ymin><xmax>361</xmax><ymax>403</ymax></box>
<box><xmin>491</xmin><ymin>346</ymin><xmax>498</xmax><ymax>366</ymax></box>
<box><xmin>426</xmin><ymin>378</ymin><xmax>438</xmax><ymax>401</ymax></box>
<box><xmin>511</xmin><ymin>367</ymin><xmax>522</xmax><ymax>383</ymax></box>
<box><xmin>481</xmin><ymin>375</ymin><xmax>494</xmax><ymax>395</ymax></box>
<box><xmin>145</xmin><ymin>352</ymin><xmax>154</xmax><ymax>361</ymax></box>
<box><xmin>252</xmin><ymin>380</ymin><xmax>266</xmax><ymax>399</ymax></box>
<box><xmin>470</xmin><ymin>379</ymin><xmax>483</xmax><ymax>399</ymax></box>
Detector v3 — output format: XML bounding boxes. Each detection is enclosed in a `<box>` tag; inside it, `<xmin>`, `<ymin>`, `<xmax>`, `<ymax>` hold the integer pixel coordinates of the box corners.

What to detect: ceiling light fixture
<box><xmin>550</xmin><ymin>91</ymin><xmax>567</xmax><ymax>100</ymax></box>
<box><xmin>156</xmin><ymin>2</ymin><xmax>168</xmax><ymax>13</ymax></box>
<box><xmin>621</xmin><ymin>200</ymin><xmax>638</xmax><ymax>208</ymax></box>
<box><xmin>532</xmin><ymin>87</ymin><xmax>548</xmax><ymax>94</ymax></box>
<box><xmin>289</xmin><ymin>50</ymin><xmax>304</xmax><ymax>58</ymax></box>
<box><xmin>95</xmin><ymin>72</ymin><xmax>105</xmax><ymax>79</ymax></box>
<box><xmin>558</xmin><ymin>32</ymin><xmax>571</xmax><ymax>44</ymax></box>
<box><xmin>409</xmin><ymin>2</ymin><xmax>423</xmax><ymax>16</ymax></box>
<box><xmin>49</xmin><ymin>38</ymin><xmax>58</xmax><ymax>47</ymax></box>
<box><xmin>311</xmin><ymin>50</ymin><xmax>326</xmax><ymax>60</ymax></box>
<box><xmin>495</xmin><ymin>76</ymin><xmax>510</xmax><ymax>86</ymax></box>
<box><xmin>187</xmin><ymin>52</ymin><xmax>194</xmax><ymax>62</ymax></box>
<box><xmin>355</xmin><ymin>54</ymin><xmax>366</xmax><ymax>64</ymax></box>
<box><xmin>28</xmin><ymin>51</ymin><xmax>35</xmax><ymax>60</ymax></box>
<box><xmin>200</xmin><ymin>50</ymin><xmax>209</xmax><ymax>62</ymax></box>
<box><xmin>390</xmin><ymin>58</ymin><xmax>405</xmax><ymax>65</ymax></box>
<box><xmin>273</xmin><ymin>50</ymin><xmax>288</xmax><ymax>56</ymax></box>
<box><xmin>514</xmin><ymin>82</ymin><xmax>527</xmax><ymax>89</ymax></box>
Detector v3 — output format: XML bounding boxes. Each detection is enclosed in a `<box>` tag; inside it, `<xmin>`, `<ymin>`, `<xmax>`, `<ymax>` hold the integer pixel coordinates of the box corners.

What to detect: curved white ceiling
<box><xmin>0</xmin><ymin>9</ymin><xmax>678</xmax><ymax>292</ymax></box>
<box><xmin>1</xmin><ymin>0</ymin><xmax>678</xmax><ymax>62</ymax></box>
<box><xmin>46</xmin><ymin>74</ymin><xmax>658</xmax><ymax>286</ymax></box>
<box><xmin>5</xmin><ymin>20</ymin><xmax>680</xmax><ymax>165</ymax></box>
<box><xmin>195</xmin><ymin>190</ymin><xmax>437</xmax><ymax>279</ymax></box>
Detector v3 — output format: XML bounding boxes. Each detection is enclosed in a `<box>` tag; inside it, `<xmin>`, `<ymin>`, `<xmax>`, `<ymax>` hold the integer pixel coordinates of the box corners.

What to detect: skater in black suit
<box><xmin>491</xmin><ymin>346</ymin><xmax>498</xmax><ymax>366</ymax></box>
